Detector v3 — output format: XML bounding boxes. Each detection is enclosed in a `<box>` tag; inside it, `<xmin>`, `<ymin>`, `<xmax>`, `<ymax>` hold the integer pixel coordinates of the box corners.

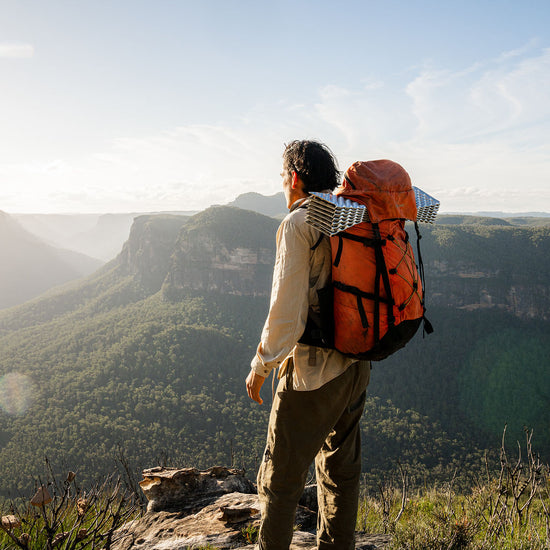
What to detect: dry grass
<box><xmin>357</xmin><ymin>429</ymin><xmax>550</xmax><ymax>549</ymax></box>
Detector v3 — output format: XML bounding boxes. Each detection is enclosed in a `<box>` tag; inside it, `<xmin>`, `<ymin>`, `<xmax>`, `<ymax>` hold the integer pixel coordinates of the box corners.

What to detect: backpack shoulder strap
<box><xmin>310</xmin><ymin>233</ymin><xmax>325</xmax><ymax>251</ymax></box>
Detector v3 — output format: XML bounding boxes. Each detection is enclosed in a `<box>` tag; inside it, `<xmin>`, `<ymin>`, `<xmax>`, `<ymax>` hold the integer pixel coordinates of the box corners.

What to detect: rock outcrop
<box><xmin>118</xmin><ymin>214</ymin><xmax>189</xmax><ymax>293</ymax></box>
<box><xmin>138</xmin><ymin>466</ymin><xmax>256</xmax><ymax>514</ymax></box>
<box><xmin>113</xmin><ymin>467</ymin><xmax>390</xmax><ymax>550</ymax></box>
<box><xmin>423</xmin><ymin>224</ymin><xmax>550</xmax><ymax>320</ymax></box>
<box><xmin>164</xmin><ymin>207</ymin><xmax>277</xmax><ymax>298</ymax></box>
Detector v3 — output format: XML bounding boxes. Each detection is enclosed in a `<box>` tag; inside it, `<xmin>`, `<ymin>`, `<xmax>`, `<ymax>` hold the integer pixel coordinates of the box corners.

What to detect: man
<box><xmin>246</xmin><ymin>140</ymin><xmax>371</xmax><ymax>549</ymax></box>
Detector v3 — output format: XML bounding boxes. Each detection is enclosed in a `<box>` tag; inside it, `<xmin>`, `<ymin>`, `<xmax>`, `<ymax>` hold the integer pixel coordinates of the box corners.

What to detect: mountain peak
<box><xmin>227</xmin><ymin>192</ymin><xmax>286</xmax><ymax>218</ymax></box>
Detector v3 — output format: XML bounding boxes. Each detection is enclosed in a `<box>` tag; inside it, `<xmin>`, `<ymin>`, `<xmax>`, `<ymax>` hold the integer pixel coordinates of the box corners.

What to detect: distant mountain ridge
<box><xmin>4</xmin><ymin>205</ymin><xmax>547</xmax><ymax>326</ymax></box>
<box><xmin>14</xmin><ymin>211</ymin><xmax>197</xmax><ymax>262</ymax></box>
<box><xmin>0</xmin><ymin>211</ymin><xmax>104</xmax><ymax>309</ymax></box>
<box><xmin>41</xmin><ymin>206</ymin><xmax>548</xmax><ymax>320</ymax></box>
<box><xmin>6</xmin><ymin>195</ymin><xmax>549</xmax><ymax>313</ymax></box>
<box><xmin>451</xmin><ymin>211</ymin><xmax>550</xmax><ymax>218</ymax></box>
<box><xmin>10</xmin><ymin>194</ymin><xmax>549</xmax><ymax>268</ymax></box>
<box><xmin>226</xmin><ymin>192</ymin><xmax>286</xmax><ymax>219</ymax></box>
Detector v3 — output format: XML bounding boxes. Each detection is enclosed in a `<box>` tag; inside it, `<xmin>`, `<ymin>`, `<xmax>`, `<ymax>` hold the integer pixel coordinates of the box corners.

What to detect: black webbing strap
<box><xmin>372</xmin><ymin>224</ymin><xmax>395</xmax><ymax>342</ymax></box>
<box><xmin>334</xmin><ymin>235</ymin><xmax>344</xmax><ymax>267</ymax></box>
<box><xmin>344</xmin><ymin>174</ymin><xmax>356</xmax><ymax>189</ymax></box>
<box><xmin>340</xmin><ymin>232</ymin><xmax>384</xmax><ymax>247</ymax></box>
<box><xmin>333</xmin><ymin>279</ymin><xmax>393</xmax><ymax>331</ymax></box>
<box><xmin>310</xmin><ymin>233</ymin><xmax>324</xmax><ymax>251</ymax></box>
<box><xmin>333</xmin><ymin>281</ymin><xmax>393</xmax><ymax>305</ymax></box>
<box><xmin>414</xmin><ymin>222</ymin><xmax>434</xmax><ymax>336</ymax></box>
<box><xmin>356</xmin><ymin>294</ymin><xmax>368</xmax><ymax>329</ymax></box>
<box><xmin>373</xmin><ymin>242</ymin><xmax>381</xmax><ymax>341</ymax></box>
<box><xmin>333</xmin><ymin>232</ymin><xmax>385</xmax><ymax>268</ymax></box>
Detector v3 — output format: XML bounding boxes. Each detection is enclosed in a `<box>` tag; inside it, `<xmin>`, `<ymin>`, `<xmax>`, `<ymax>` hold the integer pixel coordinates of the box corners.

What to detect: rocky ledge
<box><xmin>113</xmin><ymin>466</ymin><xmax>390</xmax><ymax>550</ymax></box>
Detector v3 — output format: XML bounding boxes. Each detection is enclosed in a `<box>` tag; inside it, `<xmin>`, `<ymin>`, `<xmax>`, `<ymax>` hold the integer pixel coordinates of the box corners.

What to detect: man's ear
<box><xmin>291</xmin><ymin>171</ymin><xmax>299</xmax><ymax>189</ymax></box>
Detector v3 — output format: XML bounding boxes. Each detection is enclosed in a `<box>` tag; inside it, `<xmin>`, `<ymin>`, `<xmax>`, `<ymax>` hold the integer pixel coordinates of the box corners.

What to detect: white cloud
<box><xmin>1</xmin><ymin>45</ymin><xmax>549</xmax><ymax>214</ymax></box>
<box><xmin>405</xmin><ymin>47</ymin><xmax>550</xmax><ymax>144</ymax></box>
<box><xmin>314</xmin><ymin>46</ymin><xmax>550</xmax><ymax>212</ymax></box>
<box><xmin>0</xmin><ymin>42</ymin><xmax>34</xmax><ymax>58</ymax></box>
<box><xmin>314</xmin><ymin>82</ymin><xmax>416</xmax><ymax>150</ymax></box>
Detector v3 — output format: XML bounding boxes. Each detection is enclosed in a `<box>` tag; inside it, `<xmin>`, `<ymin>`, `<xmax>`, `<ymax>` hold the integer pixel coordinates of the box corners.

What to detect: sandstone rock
<box><xmin>218</xmin><ymin>504</ymin><xmax>259</xmax><ymax>523</ymax></box>
<box><xmin>112</xmin><ymin>466</ymin><xmax>391</xmax><ymax>549</ymax></box>
<box><xmin>138</xmin><ymin>466</ymin><xmax>255</xmax><ymax>513</ymax></box>
<box><xmin>113</xmin><ymin>492</ymin><xmax>261</xmax><ymax>549</ymax></box>
<box><xmin>114</xmin><ymin>491</ymin><xmax>321</xmax><ymax>550</ymax></box>
<box><xmin>113</xmin><ymin>492</ymin><xmax>389</xmax><ymax>549</ymax></box>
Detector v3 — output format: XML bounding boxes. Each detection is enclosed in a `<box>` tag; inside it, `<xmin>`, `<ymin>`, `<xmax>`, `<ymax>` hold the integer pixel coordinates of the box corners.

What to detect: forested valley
<box><xmin>0</xmin><ymin>207</ymin><xmax>549</xmax><ymax>498</ymax></box>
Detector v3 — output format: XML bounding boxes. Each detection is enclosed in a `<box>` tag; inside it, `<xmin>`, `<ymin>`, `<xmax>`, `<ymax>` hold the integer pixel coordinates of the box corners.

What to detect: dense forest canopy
<box><xmin>0</xmin><ymin>207</ymin><xmax>549</xmax><ymax>497</ymax></box>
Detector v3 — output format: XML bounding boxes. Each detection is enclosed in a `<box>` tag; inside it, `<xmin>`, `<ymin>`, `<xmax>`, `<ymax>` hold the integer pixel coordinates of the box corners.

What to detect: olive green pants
<box><xmin>257</xmin><ymin>360</ymin><xmax>371</xmax><ymax>549</ymax></box>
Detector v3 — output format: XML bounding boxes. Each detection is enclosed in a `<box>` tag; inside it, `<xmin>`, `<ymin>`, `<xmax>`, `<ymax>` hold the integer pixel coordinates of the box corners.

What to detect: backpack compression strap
<box><xmin>332</xmin><ymin>223</ymin><xmax>396</xmax><ymax>344</ymax></box>
<box><xmin>372</xmin><ymin>223</ymin><xmax>395</xmax><ymax>341</ymax></box>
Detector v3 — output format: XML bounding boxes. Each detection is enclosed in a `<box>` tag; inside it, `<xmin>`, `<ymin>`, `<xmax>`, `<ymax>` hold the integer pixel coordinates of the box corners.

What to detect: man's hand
<box><xmin>246</xmin><ymin>370</ymin><xmax>266</xmax><ymax>404</ymax></box>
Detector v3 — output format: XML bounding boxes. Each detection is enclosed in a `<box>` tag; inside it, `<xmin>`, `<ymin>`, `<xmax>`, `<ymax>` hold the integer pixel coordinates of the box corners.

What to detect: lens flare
<box><xmin>0</xmin><ymin>372</ymin><xmax>35</xmax><ymax>416</ymax></box>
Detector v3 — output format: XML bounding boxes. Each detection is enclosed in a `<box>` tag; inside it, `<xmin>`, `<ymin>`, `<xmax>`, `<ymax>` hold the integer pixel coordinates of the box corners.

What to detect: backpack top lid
<box><xmin>335</xmin><ymin>160</ymin><xmax>417</xmax><ymax>223</ymax></box>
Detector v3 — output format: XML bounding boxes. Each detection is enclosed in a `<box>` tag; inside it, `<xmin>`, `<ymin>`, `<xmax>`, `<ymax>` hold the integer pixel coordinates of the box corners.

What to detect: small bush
<box><xmin>0</xmin><ymin>464</ymin><xmax>139</xmax><ymax>549</ymax></box>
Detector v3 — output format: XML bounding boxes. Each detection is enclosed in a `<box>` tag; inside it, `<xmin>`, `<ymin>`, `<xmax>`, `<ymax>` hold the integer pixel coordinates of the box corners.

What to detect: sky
<box><xmin>0</xmin><ymin>0</ymin><xmax>549</xmax><ymax>214</ymax></box>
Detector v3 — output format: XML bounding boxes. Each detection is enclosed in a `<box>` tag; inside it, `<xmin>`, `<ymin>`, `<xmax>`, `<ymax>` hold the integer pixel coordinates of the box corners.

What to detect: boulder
<box><xmin>138</xmin><ymin>466</ymin><xmax>256</xmax><ymax>513</ymax></box>
<box><xmin>113</xmin><ymin>492</ymin><xmax>262</xmax><ymax>550</ymax></box>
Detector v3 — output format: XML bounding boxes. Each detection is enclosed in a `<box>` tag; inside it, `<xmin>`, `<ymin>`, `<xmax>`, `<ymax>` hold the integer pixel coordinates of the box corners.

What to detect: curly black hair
<box><xmin>282</xmin><ymin>140</ymin><xmax>341</xmax><ymax>193</ymax></box>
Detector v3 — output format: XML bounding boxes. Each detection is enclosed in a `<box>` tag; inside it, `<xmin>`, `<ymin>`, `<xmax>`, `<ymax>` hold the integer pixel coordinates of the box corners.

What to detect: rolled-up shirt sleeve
<box><xmin>251</xmin><ymin>215</ymin><xmax>311</xmax><ymax>377</ymax></box>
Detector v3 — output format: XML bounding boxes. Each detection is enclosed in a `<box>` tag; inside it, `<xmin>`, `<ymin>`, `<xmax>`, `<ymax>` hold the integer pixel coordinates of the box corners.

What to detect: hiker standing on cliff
<box><xmin>246</xmin><ymin>139</ymin><xmax>371</xmax><ymax>550</ymax></box>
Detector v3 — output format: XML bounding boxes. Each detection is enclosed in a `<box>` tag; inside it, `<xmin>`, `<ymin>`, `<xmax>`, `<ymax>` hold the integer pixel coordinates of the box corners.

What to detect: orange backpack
<box><xmin>302</xmin><ymin>159</ymin><xmax>433</xmax><ymax>361</ymax></box>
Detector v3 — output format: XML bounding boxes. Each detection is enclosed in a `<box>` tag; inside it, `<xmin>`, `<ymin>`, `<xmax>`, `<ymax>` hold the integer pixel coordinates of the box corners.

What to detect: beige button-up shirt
<box><xmin>251</xmin><ymin>198</ymin><xmax>361</xmax><ymax>391</ymax></box>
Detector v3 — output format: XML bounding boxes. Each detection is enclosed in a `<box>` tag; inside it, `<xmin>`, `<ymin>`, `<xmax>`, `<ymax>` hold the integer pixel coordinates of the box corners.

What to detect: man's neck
<box><xmin>289</xmin><ymin>196</ymin><xmax>309</xmax><ymax>212</ymax></box>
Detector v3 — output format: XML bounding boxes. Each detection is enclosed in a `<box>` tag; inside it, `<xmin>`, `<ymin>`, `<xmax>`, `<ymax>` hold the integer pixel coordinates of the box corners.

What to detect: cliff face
<box><xmin>117</xmin><ymin>209</ymin><xmax>550</xmax><ymax>319</ymax></box>
<box><xmin>118</xmin><ymin>214</ymin><xmax>189</xmax><ymax>292</ymax></box>
<box><xmin>422</xmin><ymin>224</ymin><xmax>550</xmax><ymax>320</ymax></box>
<box><xmin>163</xmin><ymin>206</ymin><xmax>277</xmax><ymax>298</ymax></box>
<box><xmin>432</xmin><ymin>264</ymin><xmax>550</xmax><ymax>320</ymax></box>
<box><xmin>165</xmin><ymin>233</ymin><xmax>274</xmax><ymax>296</ymax></box>
<box><xmin>117</xmin><ymin>207</ymin><xmax>277</xmax><ymax>298</ymax></box>
<box><xmin>427</xmin><ymin>262</ymin><xmax>550</xmax><ymax>320</ymax></box>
